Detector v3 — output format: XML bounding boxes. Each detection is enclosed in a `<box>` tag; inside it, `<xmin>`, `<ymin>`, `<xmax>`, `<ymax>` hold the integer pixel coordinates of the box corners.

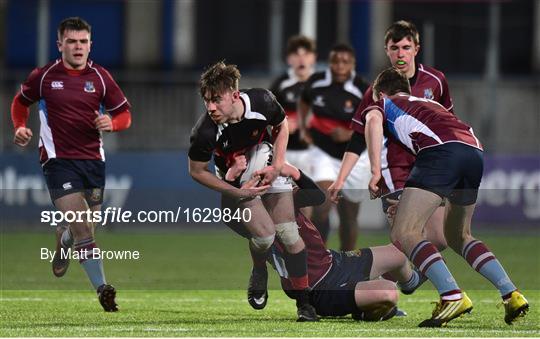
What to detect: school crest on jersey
<box><xmin>344</xmin><ymin>99</ymin><xmax>354</xmax><ymax>113</ymax></box>
<box><xmin>313</xmin><ymin>95</ymin><xmax>325</xmax><ymax>107</ymax></box>
<box><xmin>423</xmin><ymin>88</ymin><xmax>434</xmax><ymax>100</ymax></box>
<box><xmin>286</xmin><ymin>91</ymin><xmax>296</xmax><ymax>103</ymax></box>
<box><xmin>251</xmin><ymin>129</ymin><xmax>260</xmax><ymax>139</ymax></box>
<box><xmin>84</xmin><ymin>81</ymin><xmax>96</xmax><ymax>93</ymax></box>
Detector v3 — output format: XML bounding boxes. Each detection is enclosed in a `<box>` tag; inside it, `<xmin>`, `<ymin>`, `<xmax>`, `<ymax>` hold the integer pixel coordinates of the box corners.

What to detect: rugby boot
<box><xmin>52</xmin><ymin>225</ymin><xmax>70</xmax><ymax>277</ymax></box>
<box><xmin>418</xmin><ymin>292</ymin><xmax>473</xmax><ymax>327</ymax></box>
<box><xmin>502</xmin><ymin>291</ymin><xmax>529</xmax><ymax>325</ymax></box>
<box><xmin>97</xmin><ymin>284</ymin><xmax>119</xmax><ymax>312</ymax></box>
<box><xmin>247</xmin><ymin>267</ymin><xmax>268</xmax><ymax>310</ymax></box>
<box><xmin>296</xmin><ymin>289</ymin><xmax>319</xmax><ymax>322</ymax></box>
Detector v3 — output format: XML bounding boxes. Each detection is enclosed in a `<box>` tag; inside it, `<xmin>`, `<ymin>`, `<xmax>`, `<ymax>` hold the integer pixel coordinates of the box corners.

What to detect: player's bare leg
<box><xmin>337</xmin><ymin>198</ymin><xmax>360</xmax><ymax>251</ymax></box>
<box><xmin>352</xmin><ymin>280</ymin><xmax>399</xmax><ymax>321</ymax></box>
<box><xmin>263</xmin><ymin>191</ymin><xmax>318</xmax><ymax>321</ymax></box>
<box><xmin>391</xmin><ymin>188</ymin><xmax>471</xmax><ymax>327</ymax></box>
<box><xmin>424</xmin><ymin>206</ymin><xmax>448</xmax><ymax>251</ymax></box>
<box><xmin>390</xmin><ymin>188</ymin><xmax>441</xmax><ymax>253</ymax></box>
<box><xmin>54</xmin><ymin>193</ymin><xmax>117</xmax><ymax>312</ymax></box>
<box><xmin>240</xmin><ymin>197</ymin><xmax>277</xmax><ymax>311</ymax></box>
<box><xmin>311</xmin><ymin>180</ymin><xmax>333</xmax><ymax>242</ymax></box>
<box><xmin>369</xmin><ymin>245</ymin><xmax>410</xmax><ymax>282</ymax></box>
<box><xmin>443</xmin><ymin>201</ymin><xmax>527</xmax><ymax>324</ymax></box>
<box><xmin>369</xmin><ymin>244</ymin><xmax>424</xmax><ymax>299</ymax></box>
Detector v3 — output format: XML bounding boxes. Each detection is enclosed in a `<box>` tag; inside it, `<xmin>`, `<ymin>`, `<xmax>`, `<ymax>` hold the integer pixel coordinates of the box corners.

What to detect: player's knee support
<box><xmin>250</xmin><ymin>234</ymin><xmax>275</xmax><ymax>251</ymax></box>
<box><xmin>275</xmin><ymin>222</ymin><xmax>300</xmax><ymax>246</ymax></box>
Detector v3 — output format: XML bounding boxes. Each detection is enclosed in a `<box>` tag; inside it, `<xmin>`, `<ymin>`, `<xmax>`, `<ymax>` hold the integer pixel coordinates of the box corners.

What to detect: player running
<box><xmin>270</xmin><ymin>35</ymin><xmax>317</xmax><ymax>176</ymax></box>
<box><xmin>188</xmin><ymin>62</ymin><xmax>317</xmax><ymax>321</ymax></box>
<box><xmin>330</xmin><ymin>20</ymin><xmax>451</xmax><ymax>251</ymax></box>
<box><xmin>11</xmin><ymin>17</ymin><xmax>131</xmax><ymax>311</ymax></box>
<box><xmin>359</xmin><ymin>67</ymin><xmax>529</xmax><ymax>327</ymax></box>
<box><xmin>298</xmin><ymin>43</ymin><xmax>370</xmax><ymax>250</ymax></box>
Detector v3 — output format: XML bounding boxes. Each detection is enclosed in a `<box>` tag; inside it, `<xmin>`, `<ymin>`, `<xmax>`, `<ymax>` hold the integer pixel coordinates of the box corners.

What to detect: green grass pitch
<box><xmin>1</xmin><ymin>230</ymin><xmax>539</xmax><ymax>337</ymax></box>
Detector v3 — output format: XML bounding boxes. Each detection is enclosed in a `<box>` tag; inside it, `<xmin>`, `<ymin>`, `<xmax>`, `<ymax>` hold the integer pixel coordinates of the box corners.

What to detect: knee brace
<box><xmin>275</xmin><ymin>221</ymin><xmax>300</xmax><ymax>246</ymax></box>
<box><xmin>250</xmin><ymin>234</ymin><xmax>275</xmax><ymax>251</ymax></box>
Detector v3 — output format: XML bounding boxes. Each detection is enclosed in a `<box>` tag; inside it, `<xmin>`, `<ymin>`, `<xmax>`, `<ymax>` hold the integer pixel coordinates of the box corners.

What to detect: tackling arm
<box><xmin>188</xmin><ymin>158</ymin><xmax>268</xmax><ymax>200</ymax></box>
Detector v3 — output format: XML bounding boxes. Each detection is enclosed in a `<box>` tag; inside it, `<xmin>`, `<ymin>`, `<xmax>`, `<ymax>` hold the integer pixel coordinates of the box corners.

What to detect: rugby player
<box><xmin>270</xmin><ymin>35</ymin><xmax>317</xmax><ymax>176</ymax></box>
<box><xmin>330</xmin><ymin>20</ymin><xmax>451</xmax><ymax>251</ymax></box>
<box><xmin>223</xmin><ymin>162</ymin><xmax>424</xmax><ymax>321</ymax></box>
<box><xmin>188</xmin><ymin>62</ymin><xmax>317</xmax><ymax>321</ymax></box>
<box><xmin>11</xmin><ymin>17</ymin><xmax>131</xmax><ymax>311</ymax></box>
<box><xmin>298</xmin><ymin>43</ymin><xmax>370</xmax><ymax>250</ymax></box>
<box><xmin>360</xmin><ymin>67</ymin><xmax>529</xmax><ymax>327</ymax></box>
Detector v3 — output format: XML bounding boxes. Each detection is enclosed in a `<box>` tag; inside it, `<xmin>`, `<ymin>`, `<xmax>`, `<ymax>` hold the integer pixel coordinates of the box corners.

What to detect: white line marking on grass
<box><xmin>0</xmin><ymin>297</ymin><xmax>44</xmax><ymax>301</ymax></box>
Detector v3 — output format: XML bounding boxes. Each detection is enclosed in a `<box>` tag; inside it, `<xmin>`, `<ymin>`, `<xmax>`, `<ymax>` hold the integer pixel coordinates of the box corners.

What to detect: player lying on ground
<box><xmin>223</xmin><ymin>161</ymin><xmax>424</xmax><ymax>320</ymax></box>
<box><xmin>188</xmin><ymin>62</ymin><xmax>317</xmax><ymax>321</ymax></box>
<box><xmin>11</xmin><ymin>17</ymin><xmax>131</xmax><ymax>312</ymax></box>
<box><xmin>359</xmin><ymin>67</ymin><xmax>529</xmax><ymax>327</ymax></box>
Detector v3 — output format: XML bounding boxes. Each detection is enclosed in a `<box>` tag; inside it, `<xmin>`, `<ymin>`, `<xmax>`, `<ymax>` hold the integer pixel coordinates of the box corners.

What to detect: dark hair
<box><xmin>330</xmin><ymin>43</ymin><xmax>356</xmax><ymax>59</ymax></box>
<box><xmin>373</xmin><ymin>67</ymin><xmax>411</xmax><ymax>98</ymax></box>
<box><xmin>384</xmin><ymin>20</ymin><xmax>419</xmax><ymax>46</ymax></box>
<box><xmin>199</xmin><ymin>61</ymin><xmax>241</xmax><ymax>98</ymax></box>
<box><xmin>286</xmin><ymin>35</ymin><xmax>316</xmax><ymax>55</ymax></box>
<box><xmin>57</xmin><ymin>17</ymin><xmax>91</xmax><ymax>40</ymax></box>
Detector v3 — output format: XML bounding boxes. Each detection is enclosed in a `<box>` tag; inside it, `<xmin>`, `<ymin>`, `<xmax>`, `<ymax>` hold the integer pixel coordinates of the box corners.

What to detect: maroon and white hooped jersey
<box><xmin>361</xmin><ymin>94</ymin><xmax>482</xmax><ymax>156</ymax></box>
<box><xmin>18</xmin><ymin>59</ymin><xmax>130</xmax><ymax>163</ymax></box>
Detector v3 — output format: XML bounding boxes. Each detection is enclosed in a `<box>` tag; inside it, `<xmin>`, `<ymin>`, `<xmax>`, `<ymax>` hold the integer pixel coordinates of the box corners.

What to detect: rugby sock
<box><xmin>410</xmin><ymin>240</ymin><xmax>461</xmax><ymax>300</ymax></box>
<box><xmin>397</xmin><ymin>269</ymin><xmax>420</xmax><ymax>293</ymax></box>
<box><xmin>60</xmin><ymin>227</ymin><xmax>74</xmax><ymax>248</ymax></box>
<box><xmin>249</xmin><ymin>244</ymin><xmax>267</xmax><ymax>270</ymax></box>
<box><xmin>284</xmin><ymin>249</ymin><xmax>309</xmax><ymax>291</ymax></box>
<box><xmin>462</xmin><ymin>240</ymin><xmax>516</xmax><ymax>299</ymax></box>
<box><xmin>75</xmin><ymin>238</ymin><xmax>106</xmax><ymax>290</ymax></box>
<box><xmin>315</xmin><ymin>219</ymin><xmax>330</xmax><ymax>243</ymax></box>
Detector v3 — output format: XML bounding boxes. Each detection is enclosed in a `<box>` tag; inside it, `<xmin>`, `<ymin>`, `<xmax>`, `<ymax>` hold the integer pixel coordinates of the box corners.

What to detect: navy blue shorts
<box><xmin>405</xmin><ymin>143</ymin><xmax>483</xmax><ymax>206</ymax></box>
<box><xmin>42</xmin><ymin>159</ymin><xmax>105</xmax><ymax>206</ymax></box>
<box><xmin>381</xmin><ymin>190</ymin><xmax>402</xmax><ymax>214</ymax></box>
<box><xmin>309</xmin><ymin>248</ymin><xmax>373</xmax><ymax>317</ymax></box>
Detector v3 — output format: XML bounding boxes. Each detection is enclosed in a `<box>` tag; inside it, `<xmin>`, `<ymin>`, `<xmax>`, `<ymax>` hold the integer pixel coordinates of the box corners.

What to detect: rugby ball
<box><xmin>239</xmin><ymin>142</ymin><xmax>273</xmax><ymax>185</ymax></box>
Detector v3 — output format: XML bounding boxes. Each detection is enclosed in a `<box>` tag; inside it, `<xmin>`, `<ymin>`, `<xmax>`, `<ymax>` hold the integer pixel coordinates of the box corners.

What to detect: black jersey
<box><xmin>270</xmin><ymin>69</ymin><xmax>309</xmax><ymax>150</ymax></box>
<box><xmin>189</xmin><ymin>88</ymin><xmax>285</xmax><ymax>180</ymax></box>
<box><xmin>301</xmin><ymin>69</ymin><xmax>369</xmax><ymax>159</ymax></box>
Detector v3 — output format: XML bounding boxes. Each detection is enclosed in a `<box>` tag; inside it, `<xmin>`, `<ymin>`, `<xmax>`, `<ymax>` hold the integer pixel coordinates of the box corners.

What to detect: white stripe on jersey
<box><xmin>89</xmin><ymin>63</ymin><xmax>107</xmax><ymax>99</ymax></box>
<box><xmin>391</xmin><ymin>114</ymin><xmax>443</xmax><ymax>154</ymax></box>
<box><xmin>38</xmin><ymin>60</ymin><xmax>61</xmax><ymax>98</ymax></box>
<box><xmin>418</xmin><ymin>64</ymin><xmax>443</xmax><ymax>97</ymax></box>
<box><xmin>311</xmin><ymin>69</ymin><xmax>332</xmax><ymax>88</ymax></box>
<box><xmin>279</xmin><ymin>68</ymin><xmax>300</xmax><ymax>91</ymax></box>
<box><xmin>99</xmin><ymin>134</ymin><xmax>105</xmax><ymax>161</ymax></box>
<box><xmin>39</xmin><ymin>107</ymin><xmax>56</xmax><ymax>159</ymax></box>
<box><xmin>107</xmin><ymin>98</ymin><xmax>128</xmax><ymax>112</ymax></box>
<box><xmin>240</xmin><ymin>92</ymin><xmax>267</xmax><ymax>121</ymax></box>
<box><xmin>344</xmin><ymin>71</ymin><xmax>363</xmax><ymax>99</ymax></box>
<box><xmin>380</xmin><ymin>140</ymin><xmax>396</xmax><ymax>192</ymax></box>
